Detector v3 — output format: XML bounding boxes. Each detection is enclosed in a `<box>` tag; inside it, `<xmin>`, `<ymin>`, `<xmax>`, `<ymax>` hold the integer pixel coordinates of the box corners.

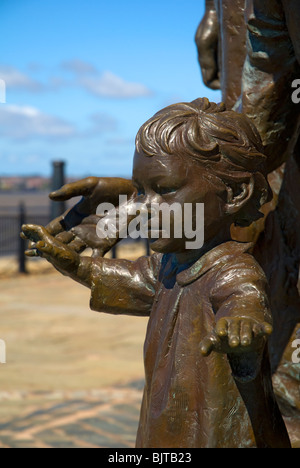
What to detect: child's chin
<box><xmin>149</xmin><ymin>238</ymin><xmax>186</xmax><ymax>254</ymax></box>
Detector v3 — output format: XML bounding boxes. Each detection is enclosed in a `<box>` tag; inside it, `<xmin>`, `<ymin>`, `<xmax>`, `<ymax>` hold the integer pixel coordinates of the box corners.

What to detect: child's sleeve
<box><xmin>210</xmin><ymin>253</ymin><xmax>272</xmax><ymax>325</ymax></box>
<box><xmin>210</xmin><ymin>253</ymin><xmax>272</xmax><ymax>383</ymax></box>
<box><xmin>88</xmin><ymin>254</ymin><xmax>162</xmax><ymax>316</ymax></box>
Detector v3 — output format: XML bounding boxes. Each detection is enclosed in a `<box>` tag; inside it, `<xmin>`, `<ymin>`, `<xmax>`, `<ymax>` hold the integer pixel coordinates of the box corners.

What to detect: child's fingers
<box><xmin>215</xmin><ymin>317</ymin><xmax>228</xmax><ymax>337</ymax></box>
<box><xmin>253</xmin><ymin>321</ymin><xmax>273</xmax><ymax>337</ymax></box>
<box><xmin>35</xmin><ymin>240</ymin><xmax>54</xmax><ymax>256</ymax></box>
<box><xmin>68</xmin><ymin>238</ymin><xmax>87</xmax><ymax>253</ymax></box>
<box><xmin>216</xmin><ymin>317</ymin><xmax>243</xmax><ymax>347</ymax></box>
<box><xmin>21</xmin><ymin>224</ymin><xmax>79</xmax><ymax>273</ymax></box>
<box><xmin>21</xmin><ymin>224</ymin><xmax>47</xmax><ymax>243</ymax></box>
<box><xmin>20</xmin><ymin>232</ymin><xmax>40</xmax><ymax>257</ymax></box>
<box><xmin>240</xmin><ymin>319</ymin><xmax>253</xmax><ymax>346</ymax></box>
<box><xmin>56</xmin><ymin>231</ymin><xmax>75</xmax><ymax>244</ymax></box>
<box><xmin>203</xmin><ymin>318</ymin><xmax>273</xmax><ymax>357</ymax></box>
<box><xmin>25</xmin><ymin>249</ymin><xmax>38</xmax><ymax>257</ymax></box>
<box><xmin>35</xmin><ymin>238</ymin><xmax>79</xmax><ymax>271</ymax></box>
<box><xmin>263</xmin><ymin>322</ymin><xmax>273</xmax><ymax>335</ymax></box>
<box><xmin>200</xmin><ymin>334</ymin><xmax>220</xmax><ymax>356</ymax></box>
<box><xmin>227</xmin><ymin>319</ymin><xmax>240</xmax><ymax>348</ymax></box>
<box><xmin>55</xmin><ymin>230</ymin><xmax>86</xmax><ymax>253</ymax></box>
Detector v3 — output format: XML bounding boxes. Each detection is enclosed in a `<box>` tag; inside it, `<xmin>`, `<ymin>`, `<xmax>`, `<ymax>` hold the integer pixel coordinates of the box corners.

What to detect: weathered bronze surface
<box><xmin>196</xmin><ymin>0</ymin><xmax>300</xmax><ymax>448</ymax></box>
<box><xmin>19</xmin><ymin>0</ymin><xmax>300</xmax><ymax>448</ymax></box>
<box><xmin>22</xmin><ymin>98</ymin><xmax>291</xmax><ymax>447</ymax></box>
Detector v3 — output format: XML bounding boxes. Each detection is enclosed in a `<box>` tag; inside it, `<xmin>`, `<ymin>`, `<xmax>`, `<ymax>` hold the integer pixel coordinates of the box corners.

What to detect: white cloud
<box><xmin>0</xmin><ymin>104</ymin><xmax>76</xmax><ymax>140</ymax></box>
<box><xmin>61</xmin><ymin>60</ymin><xmax>152</xmax><ymax>98</ymax></box>
<box><xmin>0</xmin><ymin>105</ymin><xmax>119</xmax><ymax>141</ymax></box>
<box><xmin>61</xmin><ymin>59</ymin><xmax>97</xmax><ymax>75</ymax></box>
<box><xmin>80</xmin><ymin>71</ymin><xmax>152</xmax><ymax>98</ymax></box>
<box><xmin>0</xmin><ymin>65</ymin><xmax>70</xmax><ymax>92</ymax></box>
<box><xmin>0</xmin><ymin>66</ymin><xmax>43</xmax><ymax>92</ymax></box>
<box><xmin>0</xmin><ymin>64</ymin><xmax>153</xmax><ymax>100</ymax></box>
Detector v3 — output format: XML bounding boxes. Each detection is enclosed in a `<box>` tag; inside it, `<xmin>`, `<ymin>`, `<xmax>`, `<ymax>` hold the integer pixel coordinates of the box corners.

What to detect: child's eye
<box><xmin>156</xmin><ymin>186</ymin><xmax>177</xmax><ymax>195</ymax></box>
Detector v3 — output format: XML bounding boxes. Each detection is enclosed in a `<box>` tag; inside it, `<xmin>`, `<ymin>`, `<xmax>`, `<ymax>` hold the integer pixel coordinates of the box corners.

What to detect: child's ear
<box><xmin>224</xmin><ymin>177</ymin><xmax>254</xmax><ymax>216</ymax></box>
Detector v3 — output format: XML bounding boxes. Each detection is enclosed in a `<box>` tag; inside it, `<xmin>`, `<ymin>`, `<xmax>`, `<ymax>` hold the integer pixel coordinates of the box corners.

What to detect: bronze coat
<box><xmin>89</xmin><ymin>241</ymin><xmax>289</xmax><ymax>448</ymax></box>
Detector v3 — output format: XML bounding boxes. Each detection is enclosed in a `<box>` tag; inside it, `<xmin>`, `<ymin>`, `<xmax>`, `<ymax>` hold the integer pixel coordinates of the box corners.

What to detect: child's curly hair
<box><xmin>135</xmin><ymin>97</ymin><xmax>272</xmax><ymax>227</ymax></box>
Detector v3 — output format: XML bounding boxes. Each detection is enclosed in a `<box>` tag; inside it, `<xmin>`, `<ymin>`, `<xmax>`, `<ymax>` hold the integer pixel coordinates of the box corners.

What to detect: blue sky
<box><xmin>0</xmin><ymin>0</ymin><xmax>221</xmax><ymax>178</ymax></box>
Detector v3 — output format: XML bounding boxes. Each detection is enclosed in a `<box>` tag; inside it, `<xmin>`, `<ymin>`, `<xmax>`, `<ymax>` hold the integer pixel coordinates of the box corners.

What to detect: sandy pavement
<box><xmin>0</xmin><ymin>246</ymin><xmax>148</xmax><ymax>423</ymax></box>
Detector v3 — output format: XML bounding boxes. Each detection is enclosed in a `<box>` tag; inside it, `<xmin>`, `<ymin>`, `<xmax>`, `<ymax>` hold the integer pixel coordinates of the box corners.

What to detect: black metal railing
<box><xmin>0</xmin><ymin>212</ymin><xmax>50</xmax><ymax>256</ymax></box>
<box><xmin>0</xmin><ymin>204</ymin><xmax>150</xmax><ymax>273</ymax></box>
<box><xmin>0</xmin><ymin>204</ymin><xmax>50</xmax><ymax>273</ymax></box>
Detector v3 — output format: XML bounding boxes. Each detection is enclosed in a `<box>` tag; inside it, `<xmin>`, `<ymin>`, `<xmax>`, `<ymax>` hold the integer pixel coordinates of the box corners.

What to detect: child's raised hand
<box><xmin>200</xmin><ymin>317</ymin><xmax>273</xmax><ymax>357</ymax></box>
<box><xmin>21</xmin><ymin>224</ymin><xmax>79</xmax><ymax>273</ymax></box>
<box><xmin>25</xmin><ymin>177</ymin><xmax>136</xmax><ymax>259</ymax></box>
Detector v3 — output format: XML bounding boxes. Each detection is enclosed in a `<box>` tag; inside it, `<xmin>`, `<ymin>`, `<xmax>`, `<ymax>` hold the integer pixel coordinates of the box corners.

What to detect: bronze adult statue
<box><xmin>196</xmin><ymin>0</ymin><xmax>300</xmax><ymax>170</ymax></box>
<box><xmin>22</xmin><ymin>0</ymin><xmax>299</xmax><ymax>448</ymax></box>
<box><xmin>22</xmin><ymin>98</ymin><xmax>291</xmax><ymax>448</ymax></box>
<box><xmin>195</xmin><ymin>0</ymin><xmax>300</xmax><ymax>447</ymax></box>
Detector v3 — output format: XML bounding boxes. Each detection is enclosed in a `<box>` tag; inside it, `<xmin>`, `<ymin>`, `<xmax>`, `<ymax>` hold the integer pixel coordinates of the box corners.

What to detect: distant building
<box><xmin>0</xmin><ymin>176</ymin><xmax>50</xmax><ymax>192</ymax></box>
<box><xmin>0</xmin><ymin>175</ymin><xmax>80</xmax><ymax>192</ymax></box>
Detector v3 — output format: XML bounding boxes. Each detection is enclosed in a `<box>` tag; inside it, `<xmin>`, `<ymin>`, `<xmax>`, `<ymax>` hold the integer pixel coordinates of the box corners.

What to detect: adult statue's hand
<box><xmin>26</xmin><ymin>177</ymin><xmax>136</xmax><ymax>258</ymax></box>
<box><xmin>195</xmin><ymin>0</ymin><xmax>220</xmax><ymax>90</ymax></box>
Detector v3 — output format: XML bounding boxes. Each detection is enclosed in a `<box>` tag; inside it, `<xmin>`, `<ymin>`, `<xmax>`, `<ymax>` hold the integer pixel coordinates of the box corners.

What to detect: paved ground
<box><xmin>0</xmin><ymin>248</ymin><xmax>147</xmax><ymax>449</ymax></box>
<box><xmin>0</xmin><ymin>252</ymin><xmax>299</xmax><ymax>448</ymax></box>
<box><xmin>0</xmin><ymin>382</ymin><xmax>144</xmax><ymax>448</ymax></box>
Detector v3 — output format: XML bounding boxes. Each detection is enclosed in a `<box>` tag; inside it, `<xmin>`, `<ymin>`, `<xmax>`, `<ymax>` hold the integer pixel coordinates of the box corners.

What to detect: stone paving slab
<box><xmin>0</xmin><ymin>381</ymin><xmax>144</xmax><ymax>448</ymax></box>
<box><xmin>0</xmin><ymin>258</ymin><xmax>147</xmax><ymax>449</ymax></box>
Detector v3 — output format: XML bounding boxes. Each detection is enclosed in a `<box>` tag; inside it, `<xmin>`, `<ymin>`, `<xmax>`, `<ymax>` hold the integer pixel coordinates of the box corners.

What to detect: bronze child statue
<box><xmin>21</xmin><ymin>98</ymin><xmax>291</xmax><ymax>448</ymax></box>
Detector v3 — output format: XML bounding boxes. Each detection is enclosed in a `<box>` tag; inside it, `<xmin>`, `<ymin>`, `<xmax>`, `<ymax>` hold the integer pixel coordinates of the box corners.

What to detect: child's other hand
<box><xmin>26</xmin><ymin>177</ymin><xmax>136</xmax><ymax>259</ymax></box>
<box><xmin>200</xmin><ymin>317</ymin><xmax>273</xmax><ymax>357</ymax></box>
<box><xmin>21</xmin><ymin>224</ymin><xmax>79</xmax><ymax>273</ymax></box>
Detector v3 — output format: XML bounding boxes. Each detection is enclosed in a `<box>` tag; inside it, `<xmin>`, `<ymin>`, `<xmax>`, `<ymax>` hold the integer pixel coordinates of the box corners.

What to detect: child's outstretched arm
<box><xmin>21</xmin><ymin>224</ymin><xmax>159</xmax><ymax>317</ymax></box>
<box><xmin>198</xmin><ymin>253</ymin><xmax>273</xmax><ymax>375</ymax></box>
<box><xmin>198</xmin><ymin>254</ymin><xmax>291</xmax><ymax>448</ymax></box>
<box><xmin>21</xmin><ymin>224</ymin><xmax>93</xmax><ymax>288</ymax></box>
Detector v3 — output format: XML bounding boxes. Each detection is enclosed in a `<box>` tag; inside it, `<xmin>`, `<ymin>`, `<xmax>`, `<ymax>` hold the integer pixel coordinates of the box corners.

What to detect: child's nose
<box><xmin>138</xmin><ymin>191</ymin><xmax>160</xmax><ymax>207</ymax></box>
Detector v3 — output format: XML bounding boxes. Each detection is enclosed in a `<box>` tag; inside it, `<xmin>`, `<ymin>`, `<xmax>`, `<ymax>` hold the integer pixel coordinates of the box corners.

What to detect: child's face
<box><xmin>132</xmin><ymin>149</ymin><xmax>229</xmax><ymax>254</ymax></box>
